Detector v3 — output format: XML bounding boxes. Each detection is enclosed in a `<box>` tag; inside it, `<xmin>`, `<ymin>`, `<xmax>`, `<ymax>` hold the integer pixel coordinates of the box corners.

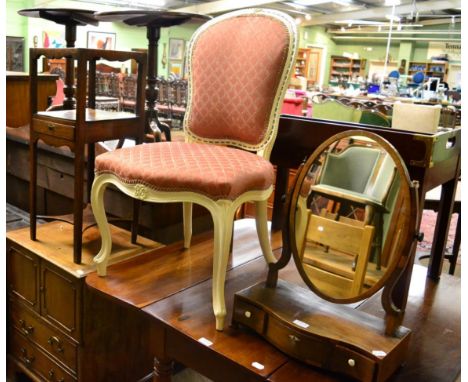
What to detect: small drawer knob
<box><xmin>288</xmin><ymin>334</ymin><xmax>300</xmax><ymax>343</ymax></box>
<box><xmin>348</xmin><ymin>358</ymin><xmax>356</xmax><ymax>367</ymax></box>
<box><xmin>244</xmin><ymin>311</ymin><xmax>251</xmax><ymax>318</ymax></box>
<box><xmin>48</xmin><ymin>336</ymin><xmax>65</xmax><ymax>353</ymax></box>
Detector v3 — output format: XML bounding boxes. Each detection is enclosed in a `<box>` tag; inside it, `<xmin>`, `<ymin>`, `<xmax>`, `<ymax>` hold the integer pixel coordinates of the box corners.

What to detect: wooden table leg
<box><xmin>448</xmin><ymin>212</ymin><xmax>461</xmax><ymax>275</ymax></box>
<box><xmin>74</xmin><ymin>144</ymin><xmax>85</xmax><ymax>264</ymax></box>
<box><xmin>87</xmin><ymin>143</ymin><xmax>95</xmax><ymax>203</ymax></box>
<box><xmin>29</xmin><ymin>137</ymin><xmax>38</xmax><ymax>241</ymax></box>
<box><xmin>428</xmin><ymin>177</ymin><xmax>458</xmax><ymax>280</ymax></box>
<box><xmin>153</xmin><ymin>356</ymin><xmax>172</xmax><ymax>382</ymax></box>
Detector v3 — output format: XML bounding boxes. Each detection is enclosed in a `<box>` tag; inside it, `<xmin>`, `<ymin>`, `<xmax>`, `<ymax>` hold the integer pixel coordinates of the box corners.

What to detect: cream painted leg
<box><xmin>255</xmin><ymin>200</ymin><xmax>276</xmax><ymax>264</ymax></box>
<box><xmin>211</xmin><ymin>205</ymin><xmax>235</xmax><ymax>331</ymax></box>
<box><xmin>183</xmin><ymin>202</ymin><xmax>193</xmax><ymax>249</ymax></box>
<box><xmin>90</xmin><ymin>175</ymin><xmax>112</xmax><ymax>276</ymax></box>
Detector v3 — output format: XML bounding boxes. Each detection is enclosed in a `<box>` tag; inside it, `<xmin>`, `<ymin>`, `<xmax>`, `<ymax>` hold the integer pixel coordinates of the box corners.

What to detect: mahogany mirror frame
<box><xmin>268</xmin><ymin>129</ymin><xmax>420</xmax><ymax>335</ymax></box>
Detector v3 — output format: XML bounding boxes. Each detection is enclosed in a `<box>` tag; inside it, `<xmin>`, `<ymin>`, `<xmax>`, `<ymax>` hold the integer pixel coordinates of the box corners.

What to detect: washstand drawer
<box><xmin>33</xmin><ymin>118</ymin><xmax>75</xmax><ymax>141</ymax></box>
<box><xmin>327</xmin><ymin>345</ymin><xmax>376</xmax><ymax>382</ymax></box>
<box><xmin>232</xmin><ymin>298</ymin><xmax>266</xmax><ymax>333</ymax></box>
<box><xmin>7</xmin><ymin>244</ymin><xmax>40</xmax><ymax>312</ymax></box>
<box><xmin>265</xmin><ymin>316</ymin><xmax>333</xmax><ymax>367</ymax></box>
<box><xmin>10</xmin><ymin>303</ymin><xmax>78</xmax><ymax>372</ymax></box>
<box><xmin>10</xmin><ymin>329</ymin><xmax>77</xmax><ymax>381</ymax></box>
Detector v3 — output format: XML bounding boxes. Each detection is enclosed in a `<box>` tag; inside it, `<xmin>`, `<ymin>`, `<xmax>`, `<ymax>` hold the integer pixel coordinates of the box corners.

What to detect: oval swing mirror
<box><xmin>289</xmin><ymin>130</ymin><xmax>416</xmax><ymax>303</ymax></box>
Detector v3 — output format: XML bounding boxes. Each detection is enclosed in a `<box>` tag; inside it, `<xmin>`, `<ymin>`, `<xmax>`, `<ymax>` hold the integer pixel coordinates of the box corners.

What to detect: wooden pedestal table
<box><xmin>94</xmin><ymin>10</ymin><xmax>210</xmax><ymax>142</ymax></box>
<box><xmin>83</xmin><ymin>219</ymin><xmax>460</xmax><ymax>382</ymax></box>
<box><xmin>18</xmin><ymin>8</ymin><xmax>98</xmax><ymax>110</ymax></box>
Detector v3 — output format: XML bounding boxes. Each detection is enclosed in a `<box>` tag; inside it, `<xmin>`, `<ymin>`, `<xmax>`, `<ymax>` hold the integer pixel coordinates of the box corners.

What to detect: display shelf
<box><xmin>329</xmin><ymin>56</ymin><xmax>366</xmax><ymax>83</ymax></box>
<box><xmin>293</xmin><ymin>48</ymin><xmax>311</xmax><ymax>78</ymax></box>
<box><xmin>408</xmin><ymin>61</ymin><xmax>447</xmax><ymax>81</ymax></box>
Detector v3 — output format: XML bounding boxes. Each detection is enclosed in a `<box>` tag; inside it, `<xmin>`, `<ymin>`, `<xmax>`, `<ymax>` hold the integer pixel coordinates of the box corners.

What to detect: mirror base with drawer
<box><xmin>233</xmin><ymin>280</ymin><xmax>411</xmax><ymax>382</ymax></box>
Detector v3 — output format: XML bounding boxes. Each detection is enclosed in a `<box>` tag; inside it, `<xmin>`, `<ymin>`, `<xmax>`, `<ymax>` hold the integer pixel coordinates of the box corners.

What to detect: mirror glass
<box><xmin>290</xmin><ymin>131</ymin><xmax>412</xmax><ymax>302</ymax></box>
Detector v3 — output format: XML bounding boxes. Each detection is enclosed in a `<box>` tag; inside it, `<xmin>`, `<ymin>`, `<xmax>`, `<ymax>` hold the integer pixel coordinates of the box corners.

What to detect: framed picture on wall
<box><xmin>87</xmin><ymin>31</ymin><xmax>116</xmax><ymax>50</ymax></box>
<box><xmin>6</xmin><ymin>36</ymin><xmax>24</xmax><ymax>72</ymax></box>
<box><xmin>169</xmin><ymin>61</ymin><xmax>184</xmax><ymax>78</ymax></box>
<box><xmin>169</xmin><ymin>39</ymin><xmax>185</xmax><ymax>60</ymax></box>
<box><xmin>42</xmin><ymin>30</ymin><xmax>65</xmax><ymax>48</ymax></box>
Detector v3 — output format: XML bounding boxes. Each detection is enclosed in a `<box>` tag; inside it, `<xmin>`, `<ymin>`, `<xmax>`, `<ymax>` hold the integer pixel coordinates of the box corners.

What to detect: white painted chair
<box><xmin>90</xmin><ymin>8</ymin><xmax>298</xmax><ymax>330</ymax></box>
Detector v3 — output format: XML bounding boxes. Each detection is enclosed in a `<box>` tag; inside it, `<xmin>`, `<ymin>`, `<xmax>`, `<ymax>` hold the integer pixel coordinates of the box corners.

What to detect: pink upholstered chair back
<box><xmin>50</xmin><ymin>78</ymin><xmax>65</xmax><ymax>107</ymax></box>
<box><xmin>184</xmin><ymin>9</ymin><xmax>297</xmax><ymax>158</ymax></box>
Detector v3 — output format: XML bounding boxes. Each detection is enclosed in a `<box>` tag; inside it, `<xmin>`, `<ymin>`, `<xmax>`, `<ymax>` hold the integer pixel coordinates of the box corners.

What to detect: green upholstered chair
<box><xmin>312</xmin><ymin>99</ymin><xmax>362</xmax><ymax>123</ymax></box>
<box><xmin>359</xmin><ymin>110</ymin><xmax>391</xmax><ymax>127</ymax></box>
<box><xmin>310</xmin><ymin>146</ymin><xmax>397</xmax><ymax>269</ymax></box>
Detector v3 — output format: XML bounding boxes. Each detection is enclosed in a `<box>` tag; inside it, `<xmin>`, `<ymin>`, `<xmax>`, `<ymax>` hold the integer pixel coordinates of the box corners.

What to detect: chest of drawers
<box><xmin>7</xmin><ymin>221</ymin><xmax>163</xmax><ymax>381</ymax></box>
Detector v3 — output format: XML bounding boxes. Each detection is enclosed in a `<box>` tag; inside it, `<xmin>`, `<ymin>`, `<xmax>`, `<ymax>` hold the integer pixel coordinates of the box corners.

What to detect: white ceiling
<box><xmin>73</xmin><ymin>0</ymin><xmax>462</xmax><ymax>28</ymax></box>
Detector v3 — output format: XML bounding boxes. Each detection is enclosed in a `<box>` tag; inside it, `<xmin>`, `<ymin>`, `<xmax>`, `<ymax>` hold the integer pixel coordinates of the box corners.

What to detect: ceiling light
<box><xmin>384</xmin><ymin>0</ymin><xmax>401</xmax><ymax>5</ymax></box>
<box><xmin>335</xmin><ymin>19</ymin><xmax>385</xmax><ymax>25</ymax></box>
<box><xmin>332</xmin><ymin>0</ymin><xmax>353</xmax><ymax>5</ymax></box>
<box><xmin>293</xmin><ymin>0</ymin><xmax>351</xmax><ymax>5</ymax></box>
<box><xmin>385</xmin><ymin>14</ymin><xmax>401</xmax><ymax>22</ymax></box>
<box><xmin>135</xmin><ymin>0</ymin><xmax>166</xmax><ymax>5</ymax></box>
<box><xmin>305</xmin><ymin>14</ymin><xmax>312</xmax><ymax>21</ymax></box>
<box><xmin>295</xmin><ymin>17</ymin><xmax>302</xmax><ymax>24</ymax></box>
<box><xmin>341</xmin><ymin>26</ymin><xmax>346</xmax><ymax>32</ymax></box>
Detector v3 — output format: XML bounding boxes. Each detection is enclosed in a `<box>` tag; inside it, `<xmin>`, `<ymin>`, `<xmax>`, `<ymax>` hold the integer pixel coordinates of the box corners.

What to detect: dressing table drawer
<box><xmin>232</xmin><ymin>298</ymin><xmax>266</xmax><ymax>333</ymax></box>
<box><xmin>265</xmin><ymin>316</ymin><xmax>333</xmax><ymax>367</ymax></box>
<box><xmin>327</xmin><ymin>345</ymin><xmax>376</xmax><ymax>382</ymax></box>
<box><xmin>33</xmin><ymin>118</ymin><xmax>75</xmax><ymax>141</ymax></box>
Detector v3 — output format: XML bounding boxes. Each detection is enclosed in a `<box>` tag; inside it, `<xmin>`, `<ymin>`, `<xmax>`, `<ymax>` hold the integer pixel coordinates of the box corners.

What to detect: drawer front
<box><xmin>232</xmin><ymin>297</ymin><xmax>266</xmax><ymax>334</ymax></box>
<box><xmin>41</xmin><ymin>262</ymin><xmax>81</xmax><ymax>341</ymax></box>
<box><xmin>10</xmin><ymin>303</ymin><xmax>78</xmax><ymax>372</ymax></box>
<box><xmin>33</xmin><ymin>118</ymin><xmax>74</xmax><ymax>141</ymax></box>
<box><xmin>7</xmin><ymin>244</ymin><xmax>40</xmax><ymax>312</ymax></box>
<box><xmin>10</xmin><ymin>329</ymin><xmax>77</xmax><ymax>382</ymax></box>
<box><xmin>326</xmin><ymin>345</ymin><xmax>376</xmax><ymax>382</ymax></box>
<box><xmin>266</xmin><ymin>316</ymin><xmax>333</xmax><ymax>367</ymax></box>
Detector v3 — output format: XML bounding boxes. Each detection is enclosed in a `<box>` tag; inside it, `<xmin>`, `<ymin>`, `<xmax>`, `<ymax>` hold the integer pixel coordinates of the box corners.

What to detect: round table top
<box><xmin>94</xmin><ymin>10</ymin><xmax>210</xmax><ymax>28</ymax></box>
<box><xmin>18</xmin><ymin>8</ymin><xmax>98</xmax><ymax>26</ymax></box>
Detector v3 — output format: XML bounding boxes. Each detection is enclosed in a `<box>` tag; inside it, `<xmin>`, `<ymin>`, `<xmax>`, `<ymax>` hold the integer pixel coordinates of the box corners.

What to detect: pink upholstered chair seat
<box><xmin>95</xmin><ymin>142</ymin><xmax>275</xmax><ymax>200</ymax></box>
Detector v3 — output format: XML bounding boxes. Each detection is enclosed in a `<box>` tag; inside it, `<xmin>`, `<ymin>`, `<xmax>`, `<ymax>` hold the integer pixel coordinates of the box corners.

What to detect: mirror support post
<box><xmin>382</xmin><ymin>181</ymin><xmax>420</xmax><ymax>336</ymax></box>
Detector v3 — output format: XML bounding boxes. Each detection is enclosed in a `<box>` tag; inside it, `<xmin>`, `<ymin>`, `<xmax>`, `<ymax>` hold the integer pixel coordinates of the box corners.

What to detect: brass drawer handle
<box><xmin>288</xmin><ymin>334</ymin><xmax>300</xmax><ymax>343</ymax></box>
<box><xmin>48</xmin><ymin>336</ymin><xmax>65</xmax><ymax>353</ymax></box>
<box><xmin>19</xmin><ymin>319</ymin><xmax>34</xmax><ymax>336</ymax></box>
<box><xmin>47</xmin><ymin>124</ymin><xmax>55</xmax><ymax>131</ymax></box>
<box><xmin>20</xmin><ymin>347</ymin><xmax>35</xmax><ymax>367</ymax></box>
<box><xmin>48</xmin><ymin>369</ymin><xmax>65</xmax><ymax>382</ymax></box>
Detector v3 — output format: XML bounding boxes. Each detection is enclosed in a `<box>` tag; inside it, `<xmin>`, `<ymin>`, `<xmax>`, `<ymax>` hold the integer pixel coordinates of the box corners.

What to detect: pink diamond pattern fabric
<box><xmin>95</xmin><ymin>142</ymin><xmax>275</xmax><ymax>200</ymax></box>
<box><xmin>186</xmin><ymin>15</ymin><xmax>290</xmax><ymax>146</ymax></box>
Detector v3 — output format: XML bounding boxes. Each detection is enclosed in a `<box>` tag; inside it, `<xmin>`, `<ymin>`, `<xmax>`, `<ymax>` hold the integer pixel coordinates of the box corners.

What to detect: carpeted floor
<box><xmin>416</xmin><ymin>209</ymin><xmax>460</xmax><ymax>277</ymax></box>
